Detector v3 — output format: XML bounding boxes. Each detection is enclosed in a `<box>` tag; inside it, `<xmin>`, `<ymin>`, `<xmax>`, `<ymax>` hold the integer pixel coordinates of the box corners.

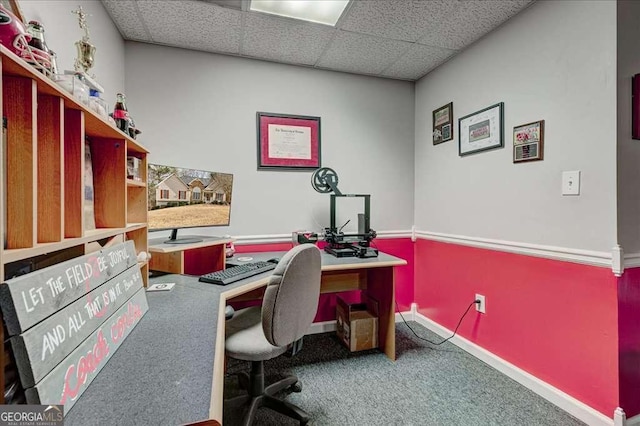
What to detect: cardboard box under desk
<box><xmin>336</xmin><ymin>295</ymin><xmax>379</xmax><ymax>352</ymax></box>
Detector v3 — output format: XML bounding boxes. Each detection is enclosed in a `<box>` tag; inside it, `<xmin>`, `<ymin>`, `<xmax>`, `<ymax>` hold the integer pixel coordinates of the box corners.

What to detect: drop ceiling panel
<box><xmin>382</xmin><ymin>44</ymin><xmax>456</xmax><ymax>81</ymax></box>
<box><xmin>136</xmin><ymin>0</ymin><xmax>242</xmax><ymax>54</ymax></box>
<box><xmin>242</xmin><ymin>14</ymin><xmax>335</xmax><ymax>66</ymax></box>
<box><xmin>340</xmin><ymin>0</ymin><xmax>457</xmax><ymax>44</ymax></box>
<box><xmin>418</xmin><ymin>0</ymin><xmax>532</xmax><ymax>50</ymax></box>
<box><xmin>102</xmin><ymin>0</ymin><xmax>149</xmax><ymax>41</ymax></box>
<box><xmin>317</xmin><ymin>31</ymin><xmax>412</xmax><ymax>76</ymax></box>
<box><xmin>102</xmin><ymin>0</ymin><xmax>535</xmax><ymax>81</ymax></box>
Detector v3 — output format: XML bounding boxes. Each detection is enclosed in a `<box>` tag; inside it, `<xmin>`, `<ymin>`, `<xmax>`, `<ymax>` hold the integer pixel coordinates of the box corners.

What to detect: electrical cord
<box><xmin>396</xmin><ymin>299</ymin><xmax>480</xmax><ymax>346</ymax></box>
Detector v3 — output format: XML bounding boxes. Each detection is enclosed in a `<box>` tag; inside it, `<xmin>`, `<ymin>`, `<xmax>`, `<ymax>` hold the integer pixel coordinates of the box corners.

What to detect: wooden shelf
<box><xmin>126</xmin><ymin>223</ymin><xmax>147</xmax><ymax>231</ymax></box>
<box><xmin>3</xmin><ymin>228</ymin><xmax>140</xmax><ymax>264</ymax></box>
<box><xmin>0</xmin><ymin>44</ymin><xmax>150</xmax><ymax>405</ymax></box>
<box><xmin>127</xmin><ymin>179</ymin><xmax>146</xmax><ymax>188</ymax></box>
<box><xmin>0</xmin><ymin>45</ymin><xmax>148</xmax><ymax>154</ymax></box>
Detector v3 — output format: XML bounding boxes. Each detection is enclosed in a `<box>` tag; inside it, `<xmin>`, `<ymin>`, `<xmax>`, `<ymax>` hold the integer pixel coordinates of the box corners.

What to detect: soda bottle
<box><xmin>26</xmin><ymin>21</ymin><xmax>48</xmax><ymax>53</ymax></box>
<box><xmin>25</xmin><ymin>20</ymin><xmax>52</xmax><ymax>76</ymax></box>
<box><xmin>113</xmin><ymin>93</ymin><xmax>129</xmax><ymax>133</ymax></box>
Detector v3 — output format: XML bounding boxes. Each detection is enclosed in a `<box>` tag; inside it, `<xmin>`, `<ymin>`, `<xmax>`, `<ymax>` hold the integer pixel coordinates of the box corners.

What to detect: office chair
<box><xmin>224</xmin><ymin>244</ymin><xmax>321</xmax><ymax>426</ymax></box>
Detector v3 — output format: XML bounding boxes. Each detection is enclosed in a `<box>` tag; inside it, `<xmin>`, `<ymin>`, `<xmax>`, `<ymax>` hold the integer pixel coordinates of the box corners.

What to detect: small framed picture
<box><xmin>513</xmin><ymin>120</ymin><xmax>544</xmax><ymax>163</ymax></box>
<box><xmin>458</xmin><ymin>102</ymin><xmax>504</xmax><ymax>156</ymax></box>
<box><xmin>433</xmin><ymin>102</ymin><xmax>453</xmax><ymax>145</ymax></box>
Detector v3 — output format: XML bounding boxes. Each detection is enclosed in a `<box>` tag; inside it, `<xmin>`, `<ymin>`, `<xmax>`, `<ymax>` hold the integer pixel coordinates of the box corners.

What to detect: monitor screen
<box><xmin>148</xmin><ymin>163</ymin><xmax>234</xmax><ymax>235</ymax></box>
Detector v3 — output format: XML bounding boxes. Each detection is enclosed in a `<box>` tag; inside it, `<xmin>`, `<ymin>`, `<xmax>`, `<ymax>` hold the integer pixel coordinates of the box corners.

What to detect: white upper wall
<box><xmin>414</xmin><ymin>0</ymin><xmax>617</xmax><ymax>252</ymax></box>
<box><xmin>20</xmin><ymin>0</ymin><xmax>125</xmax><ymax>103</ymax></box>
<box><xmin>124</xmin><ymin>42</ymin><xmax>415</xmax><ymax>238</ymax></box>
<box><xmin>617</xmin><ymin>0</ymin><xmax>640</xmax><ymax>253</ymax></box>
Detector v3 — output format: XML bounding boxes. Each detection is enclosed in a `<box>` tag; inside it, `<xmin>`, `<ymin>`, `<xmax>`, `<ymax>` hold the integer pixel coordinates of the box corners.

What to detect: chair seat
<box><xmin>225</xmin><ymin>307</ymin><xmax>288</xmax><ymax>362</ymax></box>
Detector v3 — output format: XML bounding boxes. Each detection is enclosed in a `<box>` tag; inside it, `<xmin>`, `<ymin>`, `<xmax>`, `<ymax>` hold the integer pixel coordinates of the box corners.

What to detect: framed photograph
<box><xmin>0</xmin><ymin>0</ymin><xmax>25</xmax><ymax>23</ymax></box>
<box><xmin>256</xmin><ymin>112</ymin><xmax>321</xmax><ymax>171</ymax></box>
<box><xmin>458</xmin><ymin>102</ymin><xmax>504</xmax><ymax>156</ymax></box>
<box><xmin>513</xmin><ymin>120</ymin><xmax>544</xmax><ymax>163</ymax></box>
<box><xmin>432</xmin><ymin>102</ymin><xmax>453</xmax><ymax>145</ymax></box>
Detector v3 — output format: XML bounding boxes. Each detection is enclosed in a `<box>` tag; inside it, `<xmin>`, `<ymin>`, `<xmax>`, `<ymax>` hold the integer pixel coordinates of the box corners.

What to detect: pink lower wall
<box><xmin>234</xmin><ymin>238</ymin><xmax>414</xmax><ymax>322</ymax></box>
<box><xmin>414</xmin><ymin>238</ymin><xmax>619</xmax><ymax>416</ymax></box>
<box><xmin>617</xmin><ymin>267</ymin><xmax>640</xmax><ymax>417</ymax></box>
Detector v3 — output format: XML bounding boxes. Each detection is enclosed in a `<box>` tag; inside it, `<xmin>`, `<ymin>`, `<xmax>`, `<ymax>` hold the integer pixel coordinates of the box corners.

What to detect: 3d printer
<box><xmin>311</xmin><ymin>168</ymin><xmax>378</xmax><ymax>258</ymax></box>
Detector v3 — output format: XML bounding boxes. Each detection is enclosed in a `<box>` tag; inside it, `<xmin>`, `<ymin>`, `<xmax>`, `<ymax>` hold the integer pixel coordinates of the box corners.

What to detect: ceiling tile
<box><xmin>242</xmin><ymin>13</ymin><xmax>335</xmax><ymax>66</ymax></box>
<box><xmin>316</xmin><ymin>31</ymin><xmax>412</xmax><ymax>76</ymax></box>
<box><xmin>102</xmin><ymin>0</ymin><xmax>150</xmax><ymax>41</ymax></box>
<box><xmin>339</xmin><ymin>0</ymin><xmax>457</xmax><ymax>43</ymax></box>
<box><xmin>418</xmin><ymin>0</ymin><xmax>533</xmax><ymax>50</ymax></box>
<box><xmin>136</xmin><ymin>0</ymin><xmax>242</xmax><ymax>54</ymax></box>
<box><xmin>382</xmin><ymin>44</ymin><xmax>456</xmax><ymax>81</ymax></box>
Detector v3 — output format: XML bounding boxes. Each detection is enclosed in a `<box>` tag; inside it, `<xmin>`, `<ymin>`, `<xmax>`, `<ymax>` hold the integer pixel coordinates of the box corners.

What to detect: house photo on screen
<box><xmin>147</xmin><ymin>163</ymin><xmax>234</xmax><ymax>233</ymax></box>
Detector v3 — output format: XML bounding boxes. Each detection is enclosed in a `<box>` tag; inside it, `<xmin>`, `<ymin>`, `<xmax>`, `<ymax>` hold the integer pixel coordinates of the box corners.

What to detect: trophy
<box><xmin>70</xmin><ymin>5</ymin><xmax>104</xmax><ymax>93</ymax></box>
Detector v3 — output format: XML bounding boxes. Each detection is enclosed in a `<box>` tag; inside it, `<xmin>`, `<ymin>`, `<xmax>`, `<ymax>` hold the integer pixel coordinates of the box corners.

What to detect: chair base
<box><xmin>226</xmin><ymin>361</ymin><xmax>309</xmax><ymax>426</ymax></box>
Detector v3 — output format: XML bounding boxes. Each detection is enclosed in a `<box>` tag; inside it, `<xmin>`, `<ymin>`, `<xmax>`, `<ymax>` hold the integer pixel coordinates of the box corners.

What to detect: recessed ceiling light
<box><xmin>250</xmin><ymin>0</ymin><xmax>350</xmax><ymax>26</ymax></box>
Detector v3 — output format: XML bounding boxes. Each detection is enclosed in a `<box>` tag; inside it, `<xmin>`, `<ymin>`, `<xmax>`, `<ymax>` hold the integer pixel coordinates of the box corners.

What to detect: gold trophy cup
<box><xmin>74</xmin><ymin>39</ymin><xmax>95</xmax><ymax>73</ymax></box>
<box><xmin>71</xmin><ymin>5</ymin><xmax>104</xmax><ymax>93</ymax></box>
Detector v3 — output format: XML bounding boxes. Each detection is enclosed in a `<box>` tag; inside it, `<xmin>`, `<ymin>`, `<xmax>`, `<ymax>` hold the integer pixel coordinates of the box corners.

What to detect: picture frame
<box><xmin>633</xmin><ymin>73</ymin><xmax>640</xmax><ymax>140</ymax></box>
<box><xmin>458</xmin><ymin>102</ymin><xmax>504</xmax><ymax>156</ymax></box>
<box><xmin>0</xmin><ymin>0</ymin><xmax>25</xmax><ymax>23</ymax></box>
<box><xmin>432</xmin><ymin>102</ymin><xmax>453</xmax><ymax>145</ymax></box>
<box><xmin>513</xmin><ymin>120</ymin><xmax>544</xmax><ymax>163</ymax></box>
<box><xmin>256</xmin><ymin>112</ymin><xmax>321</xmax><ymax>171</ymax></box>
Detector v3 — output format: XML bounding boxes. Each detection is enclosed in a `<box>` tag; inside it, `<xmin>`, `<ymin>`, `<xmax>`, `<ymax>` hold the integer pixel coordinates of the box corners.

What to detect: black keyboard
<box><xmin>198</xmin><ymin>261</ymin><xmax>277</xmax><ymax>285</ymax></box>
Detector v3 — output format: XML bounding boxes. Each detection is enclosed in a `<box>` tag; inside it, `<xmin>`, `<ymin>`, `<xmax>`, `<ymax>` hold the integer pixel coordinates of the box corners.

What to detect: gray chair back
<box><xmin>262</xmin><ymin>244</ymin><xmax>322</xmax><ymax>348</ymax></box>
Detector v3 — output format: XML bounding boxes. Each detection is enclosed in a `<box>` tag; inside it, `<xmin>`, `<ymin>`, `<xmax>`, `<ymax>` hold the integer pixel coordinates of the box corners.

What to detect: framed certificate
<box><xmin>256</xmin><ymin>112</ymin><xmax>321</xmax><ymax>171</ymax></box>
<box><xmin>458</xmin><ymin>102</ymin><xmax>504</xmax><ymax>156</ymax></box>
<box><xmin>432</xmin><ymin>102</ymin><xmax>453</xmax><ymax>145</ymax></box>
<box><xmin>513</xmin><ymin>120</ymin><xmax>544</xmax><ymax>163</ymax></box>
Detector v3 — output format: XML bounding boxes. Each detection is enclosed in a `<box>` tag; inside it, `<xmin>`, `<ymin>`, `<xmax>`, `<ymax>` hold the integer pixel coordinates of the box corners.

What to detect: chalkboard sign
<box><xmin>11</xmin><ymin>266</ymin><xmax>143</xmax><ymax>387</ymax></box>
<box><xmin>0</xmin><ymin>241</ymin><xmax>148</xmax><ymax>415</ymax></box>
<box><xmin>25</xmin><ymin>288</ymin><xmax>149</xmax><ymax>412</ymax></box>
<box><xmin>0</xmin><ymin>242</ymin><xmax>137</xmax><ymax>336</ymax></box>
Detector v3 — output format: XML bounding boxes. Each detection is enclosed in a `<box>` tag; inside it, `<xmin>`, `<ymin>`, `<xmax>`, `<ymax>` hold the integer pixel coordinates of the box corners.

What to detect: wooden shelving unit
<box><xmin>0</xmin><ymin>45</ymin><xmax>150</xmax><ymax>403</ymax></box>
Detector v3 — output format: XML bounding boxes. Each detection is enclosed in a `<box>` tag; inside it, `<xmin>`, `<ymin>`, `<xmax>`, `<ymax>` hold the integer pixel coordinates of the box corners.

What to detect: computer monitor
<box><xmin>148</xmin><ymin>163</ymin><xmax>234</xmax><ymax>244</ymax></box>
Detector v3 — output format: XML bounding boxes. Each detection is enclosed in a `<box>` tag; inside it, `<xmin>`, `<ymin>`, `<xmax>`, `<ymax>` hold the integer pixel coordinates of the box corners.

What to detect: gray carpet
<box><xmin>223</xmin><ymin>321</ymin><xmax>585</xmax><ymax>426</ymax></box>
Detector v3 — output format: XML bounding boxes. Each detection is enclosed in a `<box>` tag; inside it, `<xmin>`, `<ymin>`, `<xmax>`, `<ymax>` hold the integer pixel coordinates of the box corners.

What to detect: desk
<box><xmin>148</xmin><ymin>235</ymin><xmax>232</xmax><ymax>275</ymax></box>
<box><xmin>64</xmin><ymin>251</ymin><xmax>406</xmax><ymax>425</ymax></box>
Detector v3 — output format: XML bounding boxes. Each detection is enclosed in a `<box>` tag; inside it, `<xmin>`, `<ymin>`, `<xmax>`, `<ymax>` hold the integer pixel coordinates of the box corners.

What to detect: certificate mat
<box><xmin>458</xmin><ymin>102</ymin><xmax>504</xmax><ymax>156</ymax></box>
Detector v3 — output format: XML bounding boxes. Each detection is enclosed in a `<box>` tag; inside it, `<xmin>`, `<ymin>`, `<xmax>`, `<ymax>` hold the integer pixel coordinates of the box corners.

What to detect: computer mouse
<box><xmin>267</xmin><ymin>258</ymin><xmax>280</xmax><ymax>264</ymax></box>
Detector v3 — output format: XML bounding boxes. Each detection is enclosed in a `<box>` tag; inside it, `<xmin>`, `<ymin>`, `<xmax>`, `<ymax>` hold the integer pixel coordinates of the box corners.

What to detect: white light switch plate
<box><xmin>562</xmin><ymin>171</ymin><xmax>580</xmax><ymax>195</ymax></box>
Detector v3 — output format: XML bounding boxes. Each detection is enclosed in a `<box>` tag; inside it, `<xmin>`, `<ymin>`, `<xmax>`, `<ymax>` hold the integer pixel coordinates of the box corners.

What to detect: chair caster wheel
<box><xmin>291</xmin><ymin>381</ymin><xmax>302</xmax><ymax>393</ymax></box>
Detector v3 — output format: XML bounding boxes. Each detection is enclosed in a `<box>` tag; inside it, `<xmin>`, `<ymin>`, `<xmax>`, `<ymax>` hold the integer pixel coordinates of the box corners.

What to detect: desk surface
<box><xmin>148</xmin><ymin>235</ymin><xmax>232</xmax><ymax>253</ymax></box>
<box><xmin>65</xmin><ymin>250</ymin><xmax>406</xmax><ymax>426</ymax></box>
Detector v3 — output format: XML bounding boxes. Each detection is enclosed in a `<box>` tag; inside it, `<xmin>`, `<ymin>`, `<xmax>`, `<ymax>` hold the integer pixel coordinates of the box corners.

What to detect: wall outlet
<box><xmin>475</xmin><ymin>294</ymin><xmax>486</xmax><ymax>314</ymax></box>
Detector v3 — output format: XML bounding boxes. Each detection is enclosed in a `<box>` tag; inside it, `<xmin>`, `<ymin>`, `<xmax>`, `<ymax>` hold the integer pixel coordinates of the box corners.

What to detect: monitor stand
<box><xmin>163</xmin><ymin>229</ymin><xmax>204</xmax><ymax>245</ymax></box>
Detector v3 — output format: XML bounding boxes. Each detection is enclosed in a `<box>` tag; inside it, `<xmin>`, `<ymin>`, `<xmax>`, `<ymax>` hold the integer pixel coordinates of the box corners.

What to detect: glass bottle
<box><xmin>25</xmin><ymin>20</ymin><xmax>52</xmax><ymax>76</ymax></box>
<box><xmin>26</xmin><ymin>21</ymin><xmax>49</xmax><ymax>53</ymax></box>
<box><xmin>113</xmin><ymin>93</ymin><xmax>129</xmax><ymax>133</ymax></box>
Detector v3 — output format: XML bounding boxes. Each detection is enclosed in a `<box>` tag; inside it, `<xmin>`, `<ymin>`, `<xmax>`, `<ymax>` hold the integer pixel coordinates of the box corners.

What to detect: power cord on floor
<box><xmin>395</xmin><ymin>299</ymin><xmax>480</xmax><ymax>346</ymax></box>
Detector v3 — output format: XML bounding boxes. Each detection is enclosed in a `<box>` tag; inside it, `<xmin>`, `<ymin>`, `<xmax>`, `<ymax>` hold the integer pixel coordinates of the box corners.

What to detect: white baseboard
<box><xmin>413</xmin><ymin>312</ymin><xmax>614</xmax><ymax>426</ymax></box>
<box><xmin>627</xmin><ymin>413</ymin><xmax>640</xmax><ymax>426</ymax></box>
<box><xmin>308</xmin><ymin>320</ymin><xmax>337</xmax><ymax>335</ymax></box>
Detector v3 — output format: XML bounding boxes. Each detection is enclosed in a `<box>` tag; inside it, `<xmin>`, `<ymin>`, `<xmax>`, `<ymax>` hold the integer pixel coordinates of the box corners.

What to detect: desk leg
<box><xmin>365</xmin><ymin>267</ymin><xmax>395</xmax><ymax>361</ymax></box>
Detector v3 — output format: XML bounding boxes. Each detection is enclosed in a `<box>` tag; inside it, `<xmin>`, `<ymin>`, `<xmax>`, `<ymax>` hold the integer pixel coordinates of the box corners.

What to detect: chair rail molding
<box><xmin>623</xmin><ymin>251</ymin><xmax>640</xmax><ymax>270</ymax></box>
<box><xmin>414</xmin><ymin>230</ymin><xmax>614</xmax><ymax>270</ymax></box>
<box><xmin>233</xmin><ymin>230</ymin><xmax>413</xmax><ymax>245</ymax></box>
